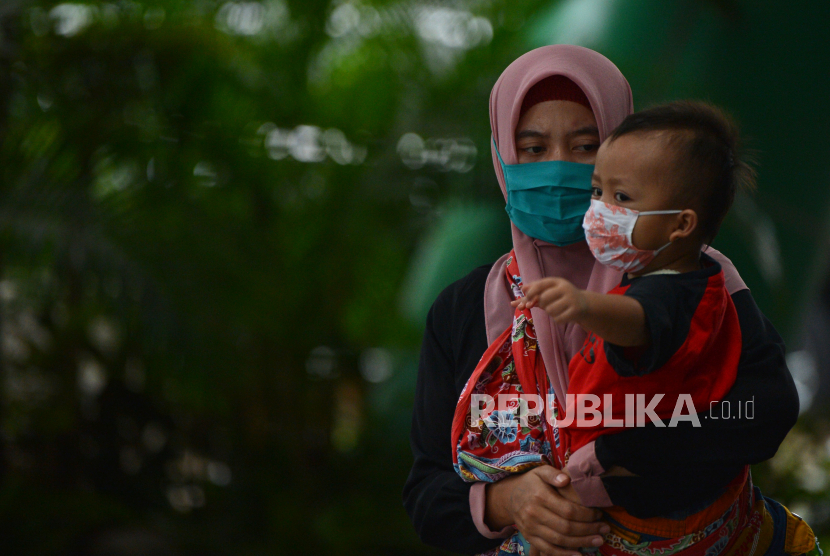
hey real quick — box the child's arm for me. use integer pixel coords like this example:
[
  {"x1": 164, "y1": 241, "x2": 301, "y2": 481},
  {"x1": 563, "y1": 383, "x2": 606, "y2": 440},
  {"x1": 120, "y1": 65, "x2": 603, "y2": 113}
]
[{"x1": 513, "y1": 278, "x2": 648, "y2": 347}]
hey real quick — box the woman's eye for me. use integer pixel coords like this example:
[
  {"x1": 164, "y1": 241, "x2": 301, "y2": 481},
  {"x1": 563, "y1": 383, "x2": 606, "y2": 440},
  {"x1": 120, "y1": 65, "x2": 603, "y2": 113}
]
[
  {"x1": 575, "y1": 144, "x2": 599, "y2": 153},
  {"x1": 614, "y1": 192, "x2": 631, "y2": 202},
  {"x1": 591, "y1": 187, "x2": 602, "y2": 197},
  {"x1": 523, "y1": 146, "x2": 544, "y2": 154}
]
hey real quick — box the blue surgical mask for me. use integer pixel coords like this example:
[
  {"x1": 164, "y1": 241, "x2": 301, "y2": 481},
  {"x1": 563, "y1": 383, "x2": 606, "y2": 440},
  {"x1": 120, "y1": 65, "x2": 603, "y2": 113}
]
[{"x1": 494, "y1": 139, "x2": 594, "y2": 246}]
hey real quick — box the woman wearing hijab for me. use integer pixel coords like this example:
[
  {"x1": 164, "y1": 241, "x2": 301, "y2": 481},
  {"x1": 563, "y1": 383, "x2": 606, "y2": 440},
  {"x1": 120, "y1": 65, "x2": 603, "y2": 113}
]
[{"x1": 403, "y1": 45, "x2": 803, "y2": 555}]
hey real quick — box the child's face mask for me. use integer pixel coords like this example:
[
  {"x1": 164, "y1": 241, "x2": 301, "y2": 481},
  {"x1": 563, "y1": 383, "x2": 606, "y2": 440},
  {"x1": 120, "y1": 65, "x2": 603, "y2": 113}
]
[{"x1": 582, "y1": 199, "x2": 681, "y2": 273}]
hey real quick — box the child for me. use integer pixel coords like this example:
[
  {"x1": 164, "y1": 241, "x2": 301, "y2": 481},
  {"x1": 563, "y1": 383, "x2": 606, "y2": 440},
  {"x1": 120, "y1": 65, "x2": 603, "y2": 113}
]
[
  {"x1": 515, "y1": 100, "x2": 746, "y2": 456},
  {"x1": 452, "y1": 101, "x2": 820, "y2": 555}
]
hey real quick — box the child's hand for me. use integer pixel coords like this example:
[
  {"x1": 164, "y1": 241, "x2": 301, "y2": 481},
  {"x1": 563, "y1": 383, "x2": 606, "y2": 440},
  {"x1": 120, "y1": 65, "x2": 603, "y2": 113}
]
[
  {"x1": 510, "y1": 296, "x2": 538, "y2": 310},
  {"x1": 519, "y1": 278, "x2": 588, "y2": 324}
]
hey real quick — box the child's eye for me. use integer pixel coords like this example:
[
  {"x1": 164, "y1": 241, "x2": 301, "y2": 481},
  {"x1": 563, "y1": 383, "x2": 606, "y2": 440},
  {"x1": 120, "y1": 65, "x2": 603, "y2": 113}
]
[
  {"x1": 614, "y1": 192, "x2": 631, "y2": 202},
  {"x1": 591, "y1": 186, "x2": 602, "y2": 197}
]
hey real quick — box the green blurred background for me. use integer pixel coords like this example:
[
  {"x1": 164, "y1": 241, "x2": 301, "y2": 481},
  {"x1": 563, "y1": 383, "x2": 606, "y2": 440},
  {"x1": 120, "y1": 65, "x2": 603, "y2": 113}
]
[{"x1": 1, "y1": 0, "x2": 829, "y2": 554}]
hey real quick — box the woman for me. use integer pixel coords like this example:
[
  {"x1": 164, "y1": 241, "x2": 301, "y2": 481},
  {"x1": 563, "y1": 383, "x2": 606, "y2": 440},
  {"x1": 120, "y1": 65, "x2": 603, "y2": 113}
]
[{"x1": 403, "y1": 45, "x2": 800, "y2": 556}]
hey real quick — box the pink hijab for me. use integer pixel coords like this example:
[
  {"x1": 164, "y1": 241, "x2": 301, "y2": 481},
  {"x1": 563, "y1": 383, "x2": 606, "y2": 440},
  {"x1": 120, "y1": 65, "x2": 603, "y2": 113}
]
[{"x1": 483, "y1": 45, "x2": 745, "y2": 401}]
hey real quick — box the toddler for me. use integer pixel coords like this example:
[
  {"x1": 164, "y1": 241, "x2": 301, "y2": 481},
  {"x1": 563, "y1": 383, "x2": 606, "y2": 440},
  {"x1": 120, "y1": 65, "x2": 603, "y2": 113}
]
[{"x1": 515, "y1": 100, "x2": 747, "y2": 454}]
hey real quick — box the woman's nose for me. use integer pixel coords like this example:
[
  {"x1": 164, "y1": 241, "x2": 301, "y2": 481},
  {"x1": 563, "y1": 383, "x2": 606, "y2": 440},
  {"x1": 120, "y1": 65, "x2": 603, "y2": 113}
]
[{"x1": 542, "y1": 143, "x2": 571, "y2": 162}]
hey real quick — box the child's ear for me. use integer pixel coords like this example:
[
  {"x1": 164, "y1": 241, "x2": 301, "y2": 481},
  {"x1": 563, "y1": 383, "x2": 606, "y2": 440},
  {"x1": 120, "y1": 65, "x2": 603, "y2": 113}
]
[{"x1": 669, "y1": 209, "x2": 697, "y2": 242}]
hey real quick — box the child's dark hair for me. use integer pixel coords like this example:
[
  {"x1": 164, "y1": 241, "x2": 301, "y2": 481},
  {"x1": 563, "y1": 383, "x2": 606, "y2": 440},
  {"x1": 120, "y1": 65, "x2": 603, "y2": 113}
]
[{"x1": 608, "y1": 100, "x2": 756, "y2": 244}]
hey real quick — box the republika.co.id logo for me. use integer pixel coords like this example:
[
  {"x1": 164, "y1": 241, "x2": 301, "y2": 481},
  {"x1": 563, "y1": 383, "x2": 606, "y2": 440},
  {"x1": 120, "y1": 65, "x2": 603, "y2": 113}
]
[{"x1": 470, "y1": 393, "x2": 755, "y2": 428}]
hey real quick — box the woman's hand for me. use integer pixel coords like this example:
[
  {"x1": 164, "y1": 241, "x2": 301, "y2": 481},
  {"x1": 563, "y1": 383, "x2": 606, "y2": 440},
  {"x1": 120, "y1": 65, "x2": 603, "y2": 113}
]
[
  {"x1": 485, "y1": 465, "x2": 609, "y2": 556},
  {"x1": 551, "y1": 469, "x2": 583, "y2": 505}
]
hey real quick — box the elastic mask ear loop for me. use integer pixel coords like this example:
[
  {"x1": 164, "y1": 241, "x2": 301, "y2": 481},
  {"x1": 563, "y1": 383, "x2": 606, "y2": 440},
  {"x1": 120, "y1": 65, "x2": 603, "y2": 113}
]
[
  {"x1": 653, "y1": 240, "x2": 674, "y2": 256},
  {"x1": 639, "y1": 210, "x2": 684, "y2": 216},
  {"x1": 652, "y1": 210, "x2": 683, "y2": 255},
  {"x1": 493, "y1": 137, "x2": 509, "y2": 168},
  {"x1": 632, "y1": 209, "x2": 683, "y2": 255}
]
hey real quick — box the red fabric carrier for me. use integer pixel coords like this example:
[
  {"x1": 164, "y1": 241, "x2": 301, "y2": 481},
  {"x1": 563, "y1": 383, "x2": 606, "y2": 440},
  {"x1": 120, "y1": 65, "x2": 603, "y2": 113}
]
[{"x1": 563, "y1": 270, "x2": 741, "y2": 452}]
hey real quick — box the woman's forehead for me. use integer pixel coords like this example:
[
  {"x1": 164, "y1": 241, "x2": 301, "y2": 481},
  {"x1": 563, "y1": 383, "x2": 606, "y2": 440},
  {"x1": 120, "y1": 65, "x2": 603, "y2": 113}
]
[{"x1": 514, "y1": 100, "x2": 598, "y2": 137}]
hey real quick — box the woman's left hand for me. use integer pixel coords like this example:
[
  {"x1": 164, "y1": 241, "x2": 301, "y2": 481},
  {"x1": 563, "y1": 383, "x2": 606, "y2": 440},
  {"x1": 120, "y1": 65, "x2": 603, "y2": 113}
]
[{"x1": 552, "y1": 469, "x2": 582, "y2": 505}]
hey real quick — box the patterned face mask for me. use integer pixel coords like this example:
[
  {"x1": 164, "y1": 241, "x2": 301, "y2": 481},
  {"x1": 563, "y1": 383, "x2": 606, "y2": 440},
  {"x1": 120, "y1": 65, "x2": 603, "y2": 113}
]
[{"x1": 582, "y1": 199, "x2": 681, "y2": 273}]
